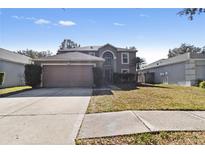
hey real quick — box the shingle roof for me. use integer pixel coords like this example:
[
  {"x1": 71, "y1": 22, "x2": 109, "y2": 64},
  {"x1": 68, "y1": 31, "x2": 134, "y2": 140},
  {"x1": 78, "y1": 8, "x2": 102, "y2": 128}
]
[
  {"x1": 33, "y1": 52, "x2": 105, "y2": 62},
  {"x1": 58, "y1": 44, "x2": 137, "y2": 53},
  {"x1": 0, "y1": 48, "x2": 31, "y2": 64},
  {"x1": 141, "y1": 53, "x2": 190, "y2": 70},
  {"x1": 58, "y1": 46, "x2": 101, "y2": 52},
  {"x1": 142, "y1": 53, "x2": 205, "y2": 70}
]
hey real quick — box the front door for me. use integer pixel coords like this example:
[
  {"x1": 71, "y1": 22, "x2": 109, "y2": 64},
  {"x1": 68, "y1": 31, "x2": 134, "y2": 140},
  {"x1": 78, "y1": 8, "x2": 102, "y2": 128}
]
[
  {"x1": 104, "y1": 68, "x2": 113, "y2": 83},
  {"x1": 102, "y1": 51, "x2": 114, "y2": 83}
]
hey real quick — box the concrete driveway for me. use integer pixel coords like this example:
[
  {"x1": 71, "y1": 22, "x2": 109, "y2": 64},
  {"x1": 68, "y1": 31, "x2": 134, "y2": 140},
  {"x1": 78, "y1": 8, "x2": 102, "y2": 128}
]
[{"x1": 0, "y1": 88, "x2": 92, "y2": 144}]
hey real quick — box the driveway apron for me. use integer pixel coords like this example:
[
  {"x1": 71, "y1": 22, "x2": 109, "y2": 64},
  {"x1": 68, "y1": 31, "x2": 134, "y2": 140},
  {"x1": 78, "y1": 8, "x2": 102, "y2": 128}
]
[{"x1": 0, "y1": 88, "x2": 92, "y2": 144}]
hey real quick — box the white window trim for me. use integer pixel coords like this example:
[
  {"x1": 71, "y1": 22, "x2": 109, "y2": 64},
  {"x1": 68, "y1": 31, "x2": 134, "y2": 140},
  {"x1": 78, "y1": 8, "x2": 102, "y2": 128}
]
[
  {"x1": 121, "y1": 69, "x2": 130, "y2": 73},
  {"x1": 121, "y1": 52, "x2": 129, "y2": 64}
]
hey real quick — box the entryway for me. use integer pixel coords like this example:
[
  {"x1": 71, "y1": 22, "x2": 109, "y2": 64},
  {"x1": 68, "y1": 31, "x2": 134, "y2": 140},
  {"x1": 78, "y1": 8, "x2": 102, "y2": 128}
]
[
  {"x1": 104, "y1": 68, "x2": 113, "y2": 83},
  {"x1": 102, "y1": 51, "x2": 115, "y2": 83}
]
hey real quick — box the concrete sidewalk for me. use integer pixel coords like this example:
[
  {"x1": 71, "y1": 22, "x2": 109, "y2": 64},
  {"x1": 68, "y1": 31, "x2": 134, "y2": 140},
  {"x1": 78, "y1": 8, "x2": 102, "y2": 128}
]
[{"x1": 78, "y1": 111, "x2": 205, "y2": 139}]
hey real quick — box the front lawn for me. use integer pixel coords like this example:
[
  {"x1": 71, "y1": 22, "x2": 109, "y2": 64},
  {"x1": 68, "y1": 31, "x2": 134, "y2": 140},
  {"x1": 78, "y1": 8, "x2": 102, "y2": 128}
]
[
  {"x1": 76, "y1": 131, "x2": 205, "y2": 145},
  {"x1": 87, "y1": 84, "x2": 205, "y2": 113},
  {"x1": 0, "y1": 86, "x2": 32, "y2": 96}
]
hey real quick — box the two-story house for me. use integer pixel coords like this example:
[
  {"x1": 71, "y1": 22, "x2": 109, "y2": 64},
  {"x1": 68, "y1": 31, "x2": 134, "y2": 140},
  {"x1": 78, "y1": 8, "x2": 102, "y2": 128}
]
[{"x1": 34, "y1": 40, "x2": 137, "y2": 87}]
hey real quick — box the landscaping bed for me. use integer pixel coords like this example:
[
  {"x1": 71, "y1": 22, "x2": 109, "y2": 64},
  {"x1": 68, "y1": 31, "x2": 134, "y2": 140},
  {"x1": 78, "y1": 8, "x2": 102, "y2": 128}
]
[
  {"x1": 87, "y1": 84, "x2": 205, "y2": 113},
  {"x1": 0, "y1": 86, "x2": 32, "y2": 97},
  {"x1": 76, "y1": 131, "x2": 205, "y2": 145}
]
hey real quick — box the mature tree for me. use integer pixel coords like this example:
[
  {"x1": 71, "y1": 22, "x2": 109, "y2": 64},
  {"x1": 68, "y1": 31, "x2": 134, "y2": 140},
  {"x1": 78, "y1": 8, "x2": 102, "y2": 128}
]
[
  {"x1": 168, "y1": 43, "x2": 205, "y2": 58},
  {"x1": 178, "y1": 8, "x2": 205, "y2": 20},
  {"x1": 17, "y1": 49, "x2": 53, "y2": 59},
  {"x1": 132, "y1": 57, "x2": 146, "y2": 70},
  {"x1": 59, "y1": 39, "x2": 80, "y2": 50}
]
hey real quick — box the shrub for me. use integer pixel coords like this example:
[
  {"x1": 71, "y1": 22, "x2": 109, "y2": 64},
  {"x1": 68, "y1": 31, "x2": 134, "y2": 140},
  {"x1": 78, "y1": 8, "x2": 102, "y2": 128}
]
[
  {"x1": 196, "y1": 79, "x2": 203, "y2": 87},
  {"x1": 93, "y1": 67, "x2": 104, "y2": 87},
  {"x1": 199, "y1": 81, "x2": 205, "y2": 89},
  {"x1": 25, "y1": 64, "x2": 42, "y2": 88},
  {"x1": 0, "y1": 72, "x2": 5, "y2": 86},
  {"x1": 113, "y1": 73, "x2": 136, "y2": 84}
]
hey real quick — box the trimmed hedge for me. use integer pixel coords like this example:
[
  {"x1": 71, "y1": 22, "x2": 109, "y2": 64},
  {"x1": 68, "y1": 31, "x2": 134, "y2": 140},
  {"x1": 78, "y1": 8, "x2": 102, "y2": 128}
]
[
  {"x1": 113, "y1": 73, "x2": 136, "y2": 84},
  {"x1": 0, "y1": 72, "x2": 5, "y2": 86},
  {"x1": 93, "y1": 67, "x2": 104, "y2": 87},
  {"x1": 25, "y1": 64, "x2": 42, "y2": 88}
]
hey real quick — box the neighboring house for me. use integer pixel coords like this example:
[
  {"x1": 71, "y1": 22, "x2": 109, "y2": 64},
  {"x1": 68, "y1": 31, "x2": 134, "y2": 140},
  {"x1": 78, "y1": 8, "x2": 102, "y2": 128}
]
[
  {"x1": 139, "y1": 52, "x2": 205, "y2": 86},
  {"x1": 33, "y1": 43, "x2": 137, "y2": 88},
  {"x1": 0, "y1": 48, "x2": 31, "y2": 88}
]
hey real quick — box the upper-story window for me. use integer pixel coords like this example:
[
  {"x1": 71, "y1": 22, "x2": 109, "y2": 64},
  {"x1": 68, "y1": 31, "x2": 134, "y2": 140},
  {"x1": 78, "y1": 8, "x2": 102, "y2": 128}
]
[
  {"x1": 89, "y1": 52, "x2": 95, "y2": 56},
  {"x1": 103, "y1": 52, "x2": 113, "y2": 65},
  {"x1": 121, "y1": 52, "x2": 129, "y2": 64}
]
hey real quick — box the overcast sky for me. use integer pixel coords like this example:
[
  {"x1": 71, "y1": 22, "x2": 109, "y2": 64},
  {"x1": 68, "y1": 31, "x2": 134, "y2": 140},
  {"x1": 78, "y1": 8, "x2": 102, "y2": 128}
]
[{"x1": 0, "y1": 8, "x2": 205, "y2": 63}]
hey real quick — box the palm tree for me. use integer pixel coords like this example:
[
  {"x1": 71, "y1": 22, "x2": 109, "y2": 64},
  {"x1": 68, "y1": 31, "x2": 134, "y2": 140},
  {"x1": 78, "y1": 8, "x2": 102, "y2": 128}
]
[{"x1": 132, "y1": 57, "x2": 146, "y2": 70}]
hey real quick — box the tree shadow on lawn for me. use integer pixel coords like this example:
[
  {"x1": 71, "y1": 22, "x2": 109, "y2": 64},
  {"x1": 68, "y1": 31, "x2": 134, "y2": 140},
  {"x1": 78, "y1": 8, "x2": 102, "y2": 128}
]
[
  {"x1": 93, "y1": 89, "x2": 113, "y2": 96},
  {"x1": 114, "y1": 83, "x2": 139, "y2": 91},
  {"x1": 114, "y1": 83, "x2": 171, "y2": 91},
  {"x1": 137, "y1": 83, "x2": 172, "y2": 89},
  {"x1": 92, "y1": 83, "x2": 171, "y2": 96}
]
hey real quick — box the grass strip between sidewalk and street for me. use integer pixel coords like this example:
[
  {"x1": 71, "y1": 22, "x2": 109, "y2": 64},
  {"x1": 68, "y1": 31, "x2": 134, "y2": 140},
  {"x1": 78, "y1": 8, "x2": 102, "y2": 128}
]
[{"x1": 76, "y1": 131, "x2": 205, "y2": 145}]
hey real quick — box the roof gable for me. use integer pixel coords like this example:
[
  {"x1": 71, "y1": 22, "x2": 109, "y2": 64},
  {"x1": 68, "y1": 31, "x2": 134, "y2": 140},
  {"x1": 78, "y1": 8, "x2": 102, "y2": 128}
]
[{"x1": 98, "y1": 43, "x2": 117, "y2": 50}]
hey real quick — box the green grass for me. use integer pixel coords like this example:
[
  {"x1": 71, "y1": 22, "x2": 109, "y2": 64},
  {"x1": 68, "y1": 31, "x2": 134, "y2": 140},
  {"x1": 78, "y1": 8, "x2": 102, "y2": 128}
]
[
  {"x1": 87, "y1": 84, "x2": 205, "y2": 113},
  {"x1": 76, "y1": 131, "x2": 205, "y2": 145},
  {"x1": 0, "y1": 86, "x2": 32, "y2": 95}
]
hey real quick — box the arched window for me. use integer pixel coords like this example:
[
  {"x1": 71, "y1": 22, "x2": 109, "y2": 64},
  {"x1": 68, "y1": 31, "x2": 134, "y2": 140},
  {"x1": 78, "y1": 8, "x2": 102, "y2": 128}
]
[{"x1": 103, "y1": 52, "x2": 114, "y2": 65}]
